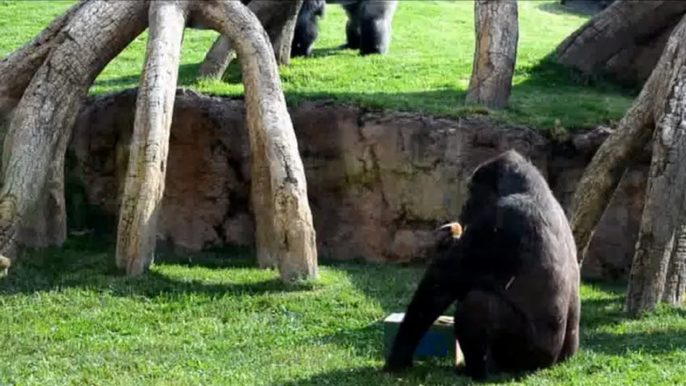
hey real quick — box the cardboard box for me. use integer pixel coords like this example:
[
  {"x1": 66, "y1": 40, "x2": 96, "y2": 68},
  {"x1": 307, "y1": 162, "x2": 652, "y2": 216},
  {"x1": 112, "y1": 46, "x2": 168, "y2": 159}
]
[{"x1": 383, "y1": 313, "x2": 462, "y2": 364}]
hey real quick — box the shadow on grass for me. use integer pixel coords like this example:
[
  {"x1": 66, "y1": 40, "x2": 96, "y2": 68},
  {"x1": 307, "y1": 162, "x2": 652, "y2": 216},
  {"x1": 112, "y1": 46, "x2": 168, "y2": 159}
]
[
  {"x1": 267, "y1": 365, "x2": 466, "y2": 386},
  {"x1": 91, "y1": 55, "x2": 635, "y2": 131},
  {"x1": 91, "y1": 62, "x2": 202, "y2": 91},
  {"x1": 0, "y1": 237, "x2": 314, "y2": 298},
  {"x1": 586, "y1": 328, "x2": 686, "y2": 356},
  {"x1": 269, "y1": 362, "x2": 533, "y2": 386}
]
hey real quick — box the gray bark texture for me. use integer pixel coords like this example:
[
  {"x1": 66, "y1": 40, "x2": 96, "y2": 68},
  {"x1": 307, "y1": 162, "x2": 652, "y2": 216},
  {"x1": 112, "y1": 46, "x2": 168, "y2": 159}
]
[
  {"x1": 625, "y1": 22, "x2": 686, "y2": 315},
  {"x1": 116, "y1": 1, "x2": 189, "y2": 275},
  {"x1": 566, "y1": 13, "x2": 686, "y2": 316},
  {"x1": 570, "y1": 15, "x2": 686, "y2": 268},
  {"x1": 194, "y1": 0, "x2": 318, "y2": 281},
  {"x1": 0, "y1": 0, "x2": 148, "y2": 256},
  {"x1": 198, "y1": 0, "x2": 303, "y2": 80},
  {"x1": 556, "y1": 0, "x2": 686, "y2": 86},
  {"x1": 662, "y1": 224, "x2": 686, "y2": 307},
  {"x1": 465, "y1": 0, "x2": 519, "y2": 109}
]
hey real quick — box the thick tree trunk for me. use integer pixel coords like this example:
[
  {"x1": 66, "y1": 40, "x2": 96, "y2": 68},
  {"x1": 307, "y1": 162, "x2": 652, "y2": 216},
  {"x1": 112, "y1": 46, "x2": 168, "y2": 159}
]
[
  {"x1": 568, "y1": 16, "x2": 686, "y2": 266},
  {"x1": 465, "y1": 0, "x2": 519, "y2": 109},
  {"x1": 0, "y1": 0, "x2": 88, "y2": 121},
  {"x1": 625, "y1": 41, "x2": 686, "y2": 315},
  {"x1": 198, "y1": 0, "x2": 303, "y2": 80},
  {"x1": 566, "y1": 14, "x2": 686, "y2": 315},
  {"x1": 0, "y1": 1, "x2": 148, "y2": 256},
  {"x1": 116, "y1": 1, "x2": 188, "y2": 275},
  {"x1": 194, "y1": 0, "x2": 318, "y2": 281},
  {"x1": 568, "y1": 93, "x2": 655, "y2": 265},
  {"x1": 556, "y1": 0, "x2": 686, "y2": 86},
  {"x1": 662, "y1": 223, "x2": 686, "y2": 307}
]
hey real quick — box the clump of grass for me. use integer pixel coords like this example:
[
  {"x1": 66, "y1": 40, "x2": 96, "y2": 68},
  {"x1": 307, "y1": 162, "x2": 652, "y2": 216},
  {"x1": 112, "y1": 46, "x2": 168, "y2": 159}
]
[{"x1": 0, "y1": 0, "x2": 634, "y2": 131}]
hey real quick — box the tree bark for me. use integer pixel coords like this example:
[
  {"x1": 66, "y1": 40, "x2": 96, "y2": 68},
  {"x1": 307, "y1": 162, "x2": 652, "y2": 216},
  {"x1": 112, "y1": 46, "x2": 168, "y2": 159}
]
[
  {"x1": 193, "y1": 0, "x2": 318, "y2": 281},
  {"x1": 465, "y1": 0, "x2": 519, "y2": 109},
  {"x1": 198, "y1": 0, "x2": 303, "y2": 80},
  {"x1": 662, "y1": 223, "x2": 686, "y2": 307},
  {"x1": 556, "y1": 0, "x2": 686, "y2": 86},
  {"x1": 570, "y1": 15, "x2": 686, "y2": 267},
  {"x1": 625, "y1": 41, "x2": 686, "y2": 315},
  {"x1": 198, "y1": 33, "x2": 234, "y2": 80},
  {"x1": 116, "y1": 1, "x2": 188, "y2": 275},
  {"x1": 0, "y1": 1, "x2": 148, "y2": 256},
  {"x1": 0, "y1": 0, "x2": 89, "y2": 122}
]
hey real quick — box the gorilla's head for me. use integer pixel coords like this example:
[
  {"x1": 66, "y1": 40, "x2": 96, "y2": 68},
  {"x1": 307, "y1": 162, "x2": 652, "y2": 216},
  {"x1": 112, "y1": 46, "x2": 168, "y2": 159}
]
[{"x1": 459, "y1": 150, "x2": 545, "y2": 227}]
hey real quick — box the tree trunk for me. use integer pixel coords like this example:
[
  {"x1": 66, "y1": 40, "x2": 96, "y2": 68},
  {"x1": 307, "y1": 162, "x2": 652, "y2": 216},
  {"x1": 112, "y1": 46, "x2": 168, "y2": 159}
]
[
  {"x1": 662, "y1": 223, "x2": 686, "y2": 307},
  {"x1": 568, "y1": 16, "x2": 686, "y2": 267},
  {"x1": 193, "y1": 0, "x2": 318, "y2": 281},
  {"x1": 198, "y1": 0, "x2": 303, "y2": 80},
  {"x1": 625, "y1": 42, "x2": 686, "y2": 315},
  {"x1": 556, "y1": 0, "x2": 686, "y2": 87},
  {"x1": 465, "y1": 0, "x2": 519, "y2": 109},
  {"x1": 0, "y1": 1, "x2": 148, "y2": 256},
  {"x1": 198, "y1": 33, "x2": 234, "y2": 80},
  {"x1": 116, "y1": 1, "x2": 188, "y2": 275},
  {"x1": 0, "y1": 0, "x2": 88, "y2": 121}
]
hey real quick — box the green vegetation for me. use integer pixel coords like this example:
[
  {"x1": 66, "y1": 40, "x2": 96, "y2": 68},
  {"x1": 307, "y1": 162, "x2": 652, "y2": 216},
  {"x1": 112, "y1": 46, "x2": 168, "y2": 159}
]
[
  {"x1": 0, "y1": 0, "x2": 634, "y2": 130},
  {"x1": 1, "y1": 238, "x2": 685, "y2": 385}
]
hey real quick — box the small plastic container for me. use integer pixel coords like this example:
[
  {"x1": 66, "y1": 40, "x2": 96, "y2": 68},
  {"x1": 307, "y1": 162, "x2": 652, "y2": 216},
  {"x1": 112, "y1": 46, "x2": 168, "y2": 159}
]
[{"x1": 383, "y1": 312, "x2": 462, "y2": 365}]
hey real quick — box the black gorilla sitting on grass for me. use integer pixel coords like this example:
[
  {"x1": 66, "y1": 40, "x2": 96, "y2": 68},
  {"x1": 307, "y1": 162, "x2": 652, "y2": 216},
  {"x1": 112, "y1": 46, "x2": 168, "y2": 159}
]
[{"x1": 385, "y1": 150, "x2": 581, "y2": 380}]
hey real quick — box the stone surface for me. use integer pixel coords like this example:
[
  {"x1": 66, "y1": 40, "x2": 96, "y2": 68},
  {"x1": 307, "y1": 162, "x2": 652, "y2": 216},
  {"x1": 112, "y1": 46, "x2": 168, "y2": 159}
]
[{"x1": 66, "y1": 88, "x2": 648, "y2": 280}]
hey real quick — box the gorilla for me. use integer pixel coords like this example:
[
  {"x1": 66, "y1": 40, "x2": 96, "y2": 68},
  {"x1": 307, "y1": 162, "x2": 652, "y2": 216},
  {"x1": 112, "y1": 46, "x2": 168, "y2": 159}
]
[
  {"x1": 384, "y1": 150, "x2": 580, "y2": 381},
  {"x1": 292, "y1": 0, "x2": 327, "y2": 58},
  {"x1": 292, "y1": 0, "x2": 398, "y2": 57},
  {"x1": 336, "y1": 0, "x2": 398, "y2": 55}
]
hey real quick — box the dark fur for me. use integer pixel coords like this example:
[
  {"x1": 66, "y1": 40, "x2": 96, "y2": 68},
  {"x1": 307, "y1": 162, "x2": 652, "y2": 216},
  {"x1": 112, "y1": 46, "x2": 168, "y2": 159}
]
[
  {"x1": 337, "y1": 0, "x2": 397, "y2": 55},
  {"x1": 292, "y1": 0, "x2": 397, "y2": 57},
  {"x1": 385, "y1": 150, "x2": 580, "y2": 381},
  {"x1": 292, "y1": 0, "x2": 327, "y2": 58}
]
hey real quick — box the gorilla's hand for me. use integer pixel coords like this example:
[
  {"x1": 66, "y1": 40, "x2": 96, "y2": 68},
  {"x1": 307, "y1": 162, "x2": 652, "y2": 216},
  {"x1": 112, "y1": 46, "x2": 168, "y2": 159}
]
[{"x1": 434, "y1": 222, "x2": 462, "y2": 252}]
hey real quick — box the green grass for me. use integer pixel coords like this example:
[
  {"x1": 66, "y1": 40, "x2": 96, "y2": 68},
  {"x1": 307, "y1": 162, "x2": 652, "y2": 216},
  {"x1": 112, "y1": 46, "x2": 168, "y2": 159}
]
[
  {"x1": 0, "y1": 0, "x2": 634, "y2": 130},
  {"x1": 1, "y1": 238, "x2": 686, "y2": 385}
]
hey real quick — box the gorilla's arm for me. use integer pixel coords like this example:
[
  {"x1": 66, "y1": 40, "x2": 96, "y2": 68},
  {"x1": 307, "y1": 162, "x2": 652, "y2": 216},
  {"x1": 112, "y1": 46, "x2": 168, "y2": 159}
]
[{"x1": 384, "y1": 246, "x2": 460, "y2": 371}]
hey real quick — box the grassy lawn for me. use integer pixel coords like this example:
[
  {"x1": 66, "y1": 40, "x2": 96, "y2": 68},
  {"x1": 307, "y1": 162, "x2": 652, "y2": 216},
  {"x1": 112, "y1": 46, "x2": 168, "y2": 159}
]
[
  {"x1": 0, "y1": 0, "x2": 634, "y2": 130},
  {"x1": 1, "y1": 238, "x2": 685, "y2": 385}
]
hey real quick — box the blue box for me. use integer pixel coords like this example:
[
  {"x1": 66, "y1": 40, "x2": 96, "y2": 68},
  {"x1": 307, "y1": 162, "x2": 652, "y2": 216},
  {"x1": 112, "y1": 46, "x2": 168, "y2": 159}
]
[{"x1": 383, "y1": 313, "x2": 462, "y2": 364}]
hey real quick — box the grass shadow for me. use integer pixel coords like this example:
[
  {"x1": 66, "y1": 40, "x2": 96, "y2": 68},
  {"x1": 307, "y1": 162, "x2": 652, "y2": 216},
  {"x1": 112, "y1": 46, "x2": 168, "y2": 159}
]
[
  {"x1": 269, "y1": 362, "x2": 535, "y2": 386},
  {"x1": 0, "y1": 237, "x2": 315, "y2": 298},
  {"x1": 308, "y1": 46, "x2": 347, "y2": 58},
  {"x1": 90, "y1": 53, "x2": 635, "y2": 131},
  {"x1": 92, "y1": 62, "x2": 202, "y2": 91},
  {"x1": 586, "y1": 329, "x2": 686, "y2": 356},
  {"x1": 280, "y1": 57, "x2": 635, "y2": 131}
]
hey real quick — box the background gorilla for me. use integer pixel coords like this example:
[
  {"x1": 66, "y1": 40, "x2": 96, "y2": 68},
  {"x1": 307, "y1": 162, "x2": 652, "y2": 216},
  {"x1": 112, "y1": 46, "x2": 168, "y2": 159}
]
[
  {"x1": 292, "y1": 0, "x2": 327, "y2": 57},
  {"x1": 336, "y1": 0, "x2": 397, "y2": 55},
  {"x1": 384, "y1": 150, "x2": 580, "y2": 381},
  {"x1": 292, "y1": 0, "x2": 398, "y2": 57}
]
